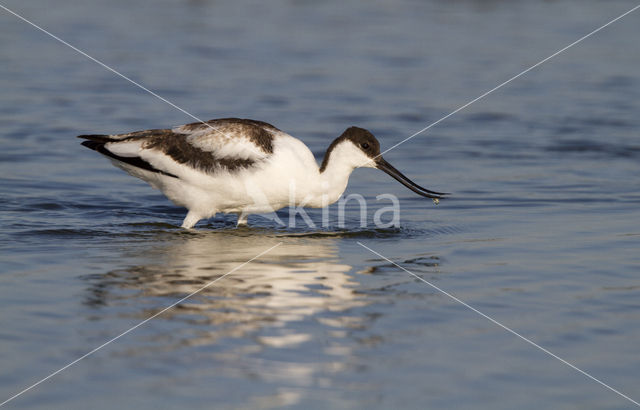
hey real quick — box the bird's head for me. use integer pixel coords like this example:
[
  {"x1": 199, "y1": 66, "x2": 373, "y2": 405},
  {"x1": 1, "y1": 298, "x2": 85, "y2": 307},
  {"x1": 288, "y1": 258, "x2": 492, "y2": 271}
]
[{"x1": 321, "y1": 126, "x2": 448, "y2": 200}]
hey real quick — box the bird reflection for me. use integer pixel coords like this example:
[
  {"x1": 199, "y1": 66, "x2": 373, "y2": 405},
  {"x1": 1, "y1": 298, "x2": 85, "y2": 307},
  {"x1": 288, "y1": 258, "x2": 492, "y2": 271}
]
[{"x1": 83, "y1": 231, "x2": 371, "y2": 351}]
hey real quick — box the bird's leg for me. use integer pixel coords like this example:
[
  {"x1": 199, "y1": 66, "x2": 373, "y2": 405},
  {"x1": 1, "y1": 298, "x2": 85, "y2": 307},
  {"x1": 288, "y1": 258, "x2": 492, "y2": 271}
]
[
  {"x1": 181, "y1": 211, "x2": 201, "y2": 229},
  {"x1": 236, "y1": 213, "x2": 248, "y2": 227}
]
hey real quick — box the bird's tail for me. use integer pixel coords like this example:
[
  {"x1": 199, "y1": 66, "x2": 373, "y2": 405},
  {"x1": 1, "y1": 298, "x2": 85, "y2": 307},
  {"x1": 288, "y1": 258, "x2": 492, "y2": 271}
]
[
  {"x1": 77, "y1": 134, "x2": 116, "y2": 143},
  {"x1": 77, "y1": 133, "x2": 178, "y2": 178},
  {"x1": 78, "y1": 134, "x2": 119, "y2": 152}
]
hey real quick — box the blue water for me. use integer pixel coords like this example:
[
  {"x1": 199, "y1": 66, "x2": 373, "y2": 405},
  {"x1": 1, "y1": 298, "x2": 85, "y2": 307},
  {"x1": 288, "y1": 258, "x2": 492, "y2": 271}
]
[{"x1": 2, "y1": 0, "x2": 640, "y2": 408}]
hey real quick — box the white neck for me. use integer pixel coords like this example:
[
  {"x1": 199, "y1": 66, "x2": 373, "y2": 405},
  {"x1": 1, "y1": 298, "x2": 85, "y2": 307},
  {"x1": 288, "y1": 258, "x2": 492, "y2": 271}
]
[{"x1": 305, "y1": 141, "x2": 373, "y2": 208}]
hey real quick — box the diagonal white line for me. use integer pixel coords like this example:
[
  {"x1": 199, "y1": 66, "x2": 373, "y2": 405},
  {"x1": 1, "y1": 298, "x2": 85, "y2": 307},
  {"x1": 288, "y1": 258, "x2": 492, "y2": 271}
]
[
  {"x1": 357, "y1": 242, "x2": 640, "y2": 407},
  {"x1": 0, "y1": 242, "x2": 282, "y2": 407},
  {"x1": 375, "y1": 3, "x2": 640, "y2": 160},
  {"x1": 0, "y1": 3, "x2": 223, "y2": 134}
]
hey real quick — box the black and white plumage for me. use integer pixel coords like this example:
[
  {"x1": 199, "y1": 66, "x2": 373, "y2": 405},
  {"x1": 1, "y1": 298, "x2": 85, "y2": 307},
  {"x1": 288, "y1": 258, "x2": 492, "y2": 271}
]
[{"x1": 79, "y1": 118, "x2": 447, "y2": 228}]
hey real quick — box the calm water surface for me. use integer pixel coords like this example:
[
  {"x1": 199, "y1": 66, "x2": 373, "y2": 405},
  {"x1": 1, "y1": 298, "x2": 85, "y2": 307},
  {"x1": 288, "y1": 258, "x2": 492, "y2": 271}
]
[{"x1": 1, "y1": 0, "x2": 640, "y2": 408}]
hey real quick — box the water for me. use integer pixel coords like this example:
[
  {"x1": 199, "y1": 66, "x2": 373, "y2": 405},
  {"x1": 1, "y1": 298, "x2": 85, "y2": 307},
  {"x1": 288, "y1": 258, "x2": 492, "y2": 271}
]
[{"x1": 2, "y1": 0, "x2": 640, "y2": 408}]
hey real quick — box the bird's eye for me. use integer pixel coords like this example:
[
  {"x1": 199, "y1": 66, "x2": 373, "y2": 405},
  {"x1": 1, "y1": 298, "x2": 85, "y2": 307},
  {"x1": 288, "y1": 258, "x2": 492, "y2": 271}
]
[{"x1": 361, "y1": 142, "x2": 370, "y2": 149}]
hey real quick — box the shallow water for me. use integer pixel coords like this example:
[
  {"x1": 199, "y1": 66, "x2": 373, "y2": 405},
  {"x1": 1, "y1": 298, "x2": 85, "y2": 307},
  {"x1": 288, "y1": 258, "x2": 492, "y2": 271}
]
[{"x1": 2, "y1": 0, "x2": 640, "y2": 408}]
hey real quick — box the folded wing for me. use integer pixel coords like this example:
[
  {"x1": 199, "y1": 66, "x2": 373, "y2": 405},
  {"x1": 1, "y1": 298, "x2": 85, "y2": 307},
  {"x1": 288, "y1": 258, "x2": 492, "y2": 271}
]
[{"x1": 78, "y1": 118, "x2": 280, "y2": 178}]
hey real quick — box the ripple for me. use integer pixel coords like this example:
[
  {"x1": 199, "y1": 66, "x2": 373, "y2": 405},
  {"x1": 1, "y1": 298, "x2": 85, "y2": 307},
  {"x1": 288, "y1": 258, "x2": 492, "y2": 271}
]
[
  {"x1": 546, "y1": 139, "x2": 640, "y2": 158},
  {"x1": 466, "y1": 112, "x2": 517, "y2": 123},
  {"x1": 276, "y1": 227, "x2": 404, "y2": 239},
  {"x1": 14, "y1": 228, "x2": 113, "y2": 238}
]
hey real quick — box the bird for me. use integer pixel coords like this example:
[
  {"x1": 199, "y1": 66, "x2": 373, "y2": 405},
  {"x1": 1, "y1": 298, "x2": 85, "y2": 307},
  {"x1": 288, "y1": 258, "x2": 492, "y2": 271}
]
[{"x1": 78, "y1": 118, "x2": 447, "y2": 228}]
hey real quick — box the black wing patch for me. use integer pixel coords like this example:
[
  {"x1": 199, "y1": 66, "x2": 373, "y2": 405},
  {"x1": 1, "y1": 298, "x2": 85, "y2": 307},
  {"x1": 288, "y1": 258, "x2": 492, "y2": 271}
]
[{"x1": 143, "y1": 131, "x2": 256, "y2": 173}]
